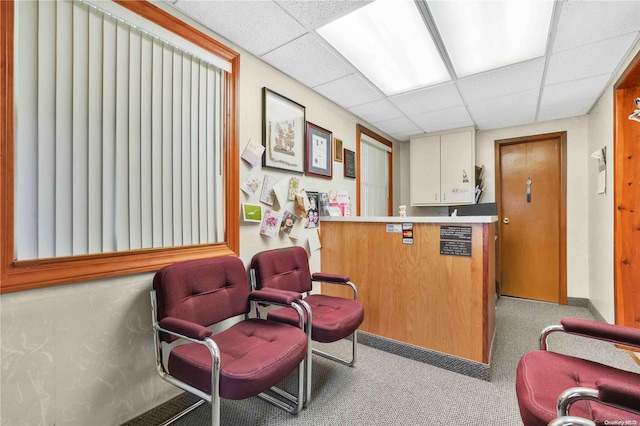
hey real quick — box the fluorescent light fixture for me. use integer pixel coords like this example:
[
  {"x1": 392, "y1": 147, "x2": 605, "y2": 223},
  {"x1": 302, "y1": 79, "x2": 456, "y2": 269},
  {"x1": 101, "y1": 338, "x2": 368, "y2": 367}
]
[
  {"x1": 427, "y1": 0, "x2": 554, "y2": 78},
  {"x1": 317, "y1": 0, "x2": 450, "y2": 96}
]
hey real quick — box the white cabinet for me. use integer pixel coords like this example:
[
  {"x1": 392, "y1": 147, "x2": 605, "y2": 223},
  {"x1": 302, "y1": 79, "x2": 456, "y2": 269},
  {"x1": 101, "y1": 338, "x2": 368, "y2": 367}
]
[{"x1": 410, "y1": 127, "x2": 475, "y2": 206}]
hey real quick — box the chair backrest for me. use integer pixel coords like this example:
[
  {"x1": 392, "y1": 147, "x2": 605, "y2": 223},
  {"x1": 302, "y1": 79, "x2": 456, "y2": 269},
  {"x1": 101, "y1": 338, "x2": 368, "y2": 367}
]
[
  {"x1": 250, "y1": 246, "x2": 313, "y2": 293},
  {"x1": 153, "y1": 256, "x2": 250, "y2": 342}
]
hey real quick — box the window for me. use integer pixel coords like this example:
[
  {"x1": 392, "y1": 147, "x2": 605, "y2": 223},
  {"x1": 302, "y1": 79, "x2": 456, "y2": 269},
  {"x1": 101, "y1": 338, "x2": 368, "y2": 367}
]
[
  {"x1": 356, "y1": 125, "x2": 393, "y2": 216},
  {"x1": 0, "y1": 0, "x2": 240, "y2": 293}
]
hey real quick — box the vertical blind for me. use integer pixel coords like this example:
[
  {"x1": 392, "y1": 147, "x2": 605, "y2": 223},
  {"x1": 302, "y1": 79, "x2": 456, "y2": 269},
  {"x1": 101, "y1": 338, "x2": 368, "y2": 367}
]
[
  {"x1": 14, "y1": 0, "x2": 226, "y2": 260},
  {"x1": 360, "y1": 136, "x2": 391, "y2": 217}
]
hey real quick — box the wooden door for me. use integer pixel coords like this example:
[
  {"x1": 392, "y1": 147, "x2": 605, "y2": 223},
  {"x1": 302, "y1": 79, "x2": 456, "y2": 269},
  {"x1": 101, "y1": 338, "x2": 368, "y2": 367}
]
[{"x1": 497, "y1": 133, "x2": 567, "y2": 303}]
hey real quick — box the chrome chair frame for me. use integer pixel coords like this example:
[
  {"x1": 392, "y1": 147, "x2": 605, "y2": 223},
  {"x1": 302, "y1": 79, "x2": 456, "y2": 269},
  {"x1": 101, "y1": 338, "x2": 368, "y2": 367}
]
[
  {"x1": 150, "y1": 290, "x2": 307, "y2": 426},
  {"x1": 308, "y1": 278, "x2": 359, "y2": 368}
]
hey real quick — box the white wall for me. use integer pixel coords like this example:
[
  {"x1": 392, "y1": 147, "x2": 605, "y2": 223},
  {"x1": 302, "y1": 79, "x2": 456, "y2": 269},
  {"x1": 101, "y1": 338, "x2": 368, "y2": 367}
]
[{"x1": 586, "y1": 38, "x2": 640, "y2": 323}]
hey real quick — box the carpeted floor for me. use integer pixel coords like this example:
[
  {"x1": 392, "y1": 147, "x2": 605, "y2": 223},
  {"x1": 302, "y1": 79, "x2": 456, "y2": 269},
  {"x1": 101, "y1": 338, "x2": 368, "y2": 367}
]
[{"x1": 124, "y1": 297, "x2": 640, "y2": 425}]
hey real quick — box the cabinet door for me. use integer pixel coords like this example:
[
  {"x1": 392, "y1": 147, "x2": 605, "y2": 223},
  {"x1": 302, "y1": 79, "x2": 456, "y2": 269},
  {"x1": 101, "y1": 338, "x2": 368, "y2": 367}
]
[
  {"x1": 410, "y1": 135, "x2": 441, "y2": 205},
  {"x1": 440, "y1": 130, "x2": 474, "y2": 204}
]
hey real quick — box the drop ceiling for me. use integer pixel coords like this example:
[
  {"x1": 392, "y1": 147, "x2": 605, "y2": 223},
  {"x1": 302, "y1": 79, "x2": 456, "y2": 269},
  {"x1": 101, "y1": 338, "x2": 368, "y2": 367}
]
[{"x1": 167, "y1": 0, "x2": 640, "y2": 142}]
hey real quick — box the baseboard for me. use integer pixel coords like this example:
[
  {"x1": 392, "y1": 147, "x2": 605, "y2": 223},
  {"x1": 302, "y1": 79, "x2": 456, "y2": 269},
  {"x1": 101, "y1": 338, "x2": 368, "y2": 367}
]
[
  {"x1": 356, "y1": 331, "x2": 491, "y2": 381},
  {"x1": 567, "y1": 297, "x2": 606, "y2": 323}
]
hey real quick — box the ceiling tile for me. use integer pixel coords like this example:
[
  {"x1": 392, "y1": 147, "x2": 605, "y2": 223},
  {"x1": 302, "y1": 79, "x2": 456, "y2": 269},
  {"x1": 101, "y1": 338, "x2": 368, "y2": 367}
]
[
  {"x1": 410, "y1": 106, "x2": 474, "y2": 133},
  {"x1": 275, "y1": 0, "x2": 373, "y2": 29},
  {"x1": 348, "y1": 99, "x2": 404, "y2": 124},
  {"x1": 553, "y1": 1, "x2": 640, "y2": 53},
  {"x1": 538, "y1": 98, "x2": 594, "y2": 122},
  {"x1": 261, "y1": 34, "x2": 354, "y2": 88},
  {"x1": 541, "y1": 74, "x2": 611, "y2": 110},
  {"x1": 172, "y1": 1, "x2": 307, "y2": 56},
  {"x1": 467, "y1": 89, "x2": 539, "y2": 130},
  {"x1": 373, "y1": 116, "x2": 421, "y2": 136},
  {"x1": 314, "y1": 74, "x2": 383, "y2": 109},
  {"x1": 389, "y1": 82, "x2": 463, "y2": 116},
  {"x1": 457, "y1": 58, "x2": 545, "y2": 104},
  {"x1": 546, "y1": 33, "x2": 639, "y2": 85}
]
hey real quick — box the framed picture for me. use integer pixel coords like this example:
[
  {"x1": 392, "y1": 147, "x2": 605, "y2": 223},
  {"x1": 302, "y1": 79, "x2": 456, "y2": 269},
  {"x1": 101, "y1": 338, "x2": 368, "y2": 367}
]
[
  {"x1": 241, "y1": 203, "x2": 263, "y2": 223},
  {"x1": 334, "y1": 138, "x2": 343, "y2": 162},
  {"x1": 305, "y1": 122, "x2": 332, "y2": 179},
  {"x1": 262, "y1": 88, "x2": 306, "y2": 173},
  {"x1": 344, "y1": 148, "x2": 356, "y2": 178}
]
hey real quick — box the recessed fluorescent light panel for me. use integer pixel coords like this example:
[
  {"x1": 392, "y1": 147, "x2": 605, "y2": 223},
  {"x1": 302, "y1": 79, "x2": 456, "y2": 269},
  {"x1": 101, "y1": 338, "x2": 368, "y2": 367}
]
[
  {"x1": 317, "y1": 0, "x2": 450, "y2": 96},
  {"x1": 427, "y1": 0, "x2": 554, "y2": 78}
]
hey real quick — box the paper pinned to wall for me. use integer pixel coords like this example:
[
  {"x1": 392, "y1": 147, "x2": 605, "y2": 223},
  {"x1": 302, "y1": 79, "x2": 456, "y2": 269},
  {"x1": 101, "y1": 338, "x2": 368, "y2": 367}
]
[{"x1": 591, "y1": 147, "x2": 606, "y2": 194}]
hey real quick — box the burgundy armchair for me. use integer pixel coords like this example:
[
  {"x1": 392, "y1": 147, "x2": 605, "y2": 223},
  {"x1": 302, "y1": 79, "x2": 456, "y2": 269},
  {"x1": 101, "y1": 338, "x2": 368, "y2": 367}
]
[
  {"x1": 250, "y1": 246, "x2": 364, "y2": 401},
  {"x1": 151, "y1": 256, "x2": 308, "y2": 426},
  {"x1": 516, "y1": 318, "x2": 640, "y2": 426}
]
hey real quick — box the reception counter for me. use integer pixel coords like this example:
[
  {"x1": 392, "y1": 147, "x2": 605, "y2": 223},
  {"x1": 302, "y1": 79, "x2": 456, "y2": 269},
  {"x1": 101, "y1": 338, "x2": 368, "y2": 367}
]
[{"x1": 319, "y1": 216, "x2": 497, "y2": 374}]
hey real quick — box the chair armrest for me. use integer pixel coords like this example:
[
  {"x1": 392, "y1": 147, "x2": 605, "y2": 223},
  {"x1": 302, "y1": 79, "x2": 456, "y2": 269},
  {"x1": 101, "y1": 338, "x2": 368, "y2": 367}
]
[
  {"x1": 249, "y1": 288, "x2": 302, "y2": 306},
  {"x1": 561, "y1": 318, "x2": 640, "y2": 349},
  {"x1": 311, "y1": 272, "x2": 349, "y2": 284},
  {"x1": 596, "y1": 379, "x2": 640, "y2": 413},
  {"x1": 540, "y1": 318, "x2": 640, "y2": 350},
  {"x1": 158, "y1": 317, "x2": 213, "y2": 341},
  {"x1": 556, "y1": 384, "x2": 640, "y2": 419},
  {"x1": 311, "y1": 272, "x2": 359, "y2": 301}
]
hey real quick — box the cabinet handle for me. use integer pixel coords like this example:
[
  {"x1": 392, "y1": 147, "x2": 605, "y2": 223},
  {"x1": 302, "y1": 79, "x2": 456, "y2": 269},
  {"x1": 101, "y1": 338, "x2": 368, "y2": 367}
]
[{"x1": 435, "y1": 193, "x2": 438, "y2": 201}]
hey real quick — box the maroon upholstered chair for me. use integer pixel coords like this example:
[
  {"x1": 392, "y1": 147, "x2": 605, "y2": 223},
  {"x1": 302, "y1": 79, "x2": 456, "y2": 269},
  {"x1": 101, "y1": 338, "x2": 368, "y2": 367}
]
[
  {"x1": 250, "y1": 246, "x2": 364, "y2": 401},
  {"x1": 516, "y1": 318, "x2": 640, "y2": 426},
  {"x1": 151, "y1": 256, "x2": 308, "y2": 426}
]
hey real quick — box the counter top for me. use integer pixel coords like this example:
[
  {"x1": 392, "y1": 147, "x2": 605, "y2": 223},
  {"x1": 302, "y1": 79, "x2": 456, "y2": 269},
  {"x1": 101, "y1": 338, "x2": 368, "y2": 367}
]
[{"x1": 320, "y1": 215, "x2": 498, "y2": 224}]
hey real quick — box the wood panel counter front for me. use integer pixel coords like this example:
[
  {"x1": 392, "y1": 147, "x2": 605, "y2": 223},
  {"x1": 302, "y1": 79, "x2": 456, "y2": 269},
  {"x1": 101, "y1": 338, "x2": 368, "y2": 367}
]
[{"x1": 320, "y1": 216, "x2": 497, "y2": 365}]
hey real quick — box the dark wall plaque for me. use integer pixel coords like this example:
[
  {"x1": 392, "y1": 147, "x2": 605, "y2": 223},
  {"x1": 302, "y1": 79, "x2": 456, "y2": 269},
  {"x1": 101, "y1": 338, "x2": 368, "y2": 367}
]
[
  {"x1": 440, "y1": 240, "x2": 472, "y2": 257},
  {"x1": 440, "y1": 225, "x2": 472, "y2": 257},
  {"x1": 440, "y1": 225, "x2": 472, "y2": 241}
]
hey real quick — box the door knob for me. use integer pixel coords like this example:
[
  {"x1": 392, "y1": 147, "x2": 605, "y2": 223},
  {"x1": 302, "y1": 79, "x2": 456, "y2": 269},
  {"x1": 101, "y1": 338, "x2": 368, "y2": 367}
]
[{"x1": 503, "y1": 218, "x2": 510, "y2": 224}]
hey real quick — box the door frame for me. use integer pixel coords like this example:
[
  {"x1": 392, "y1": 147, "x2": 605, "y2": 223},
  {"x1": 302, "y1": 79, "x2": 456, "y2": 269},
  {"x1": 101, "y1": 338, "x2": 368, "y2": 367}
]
[
  {"x1": 495, "y1": 132, "x2": 568, "y2": 304},
  {"x1": 613, "y1": 49, "x2": 640, "y2": 328}
]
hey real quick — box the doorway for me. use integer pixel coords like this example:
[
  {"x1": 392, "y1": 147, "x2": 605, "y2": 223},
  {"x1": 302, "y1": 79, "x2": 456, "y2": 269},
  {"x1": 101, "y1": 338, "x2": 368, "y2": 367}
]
[{"x1": 496, "y1": 132, "x2": 567, "y2": 304}]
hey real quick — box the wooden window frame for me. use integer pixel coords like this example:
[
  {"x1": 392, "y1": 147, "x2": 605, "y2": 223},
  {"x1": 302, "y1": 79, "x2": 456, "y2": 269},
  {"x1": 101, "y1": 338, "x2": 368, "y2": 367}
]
[
  {"x1": 356, "y1": 125, "x2": 393, "y2": 216},
  {"x1": 0, "y1": 0, "x2": 240, "y2": 294}
]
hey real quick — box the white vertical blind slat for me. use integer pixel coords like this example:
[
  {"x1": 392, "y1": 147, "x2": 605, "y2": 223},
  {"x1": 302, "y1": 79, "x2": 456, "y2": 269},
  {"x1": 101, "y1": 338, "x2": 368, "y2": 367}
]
[
  {"x1": 55, "y1": 0, "x2": 74, "y2": 257},
  {"x1": 87, "y1": 8, "x2": 104, "y2": 254},
  {"x1": 162, "y1": 44, "x2": 174, "y2": 247},
  {"x1": 14, "y1": 0, "x2": 39, "y2": 260},
  {"x1": 140, "y1": 34, "x2": 153, "y2": 249},
  {"x1": 214, "y1": 68, "x2": 225, "y2": 242},
  {"x1": 191, "y1": 60, "x2": 200, "y2": 244},
  {"x1": 115, "y1": 22, "x2": 130, "y2": 251},
  {"x1": 102, "y1": 16, "x2": 117, "y2": 253},
  {"x1": 151, "y1": 38, "x2": 164, "y2": 248},
  {"x1": 128, "y1": 30, "x2": 142, "y2": 250},
  {"x1": 72, "y1": 2, "x2": 89, "y2": 255},
  {"x1": 181, "y1": 56, "x2": 192, "y2": 245},
  {"x1": 172, "y1": 50, "x2": 183, "y2": 246},
  {"x1": 198, "y1": 63, "x2": 208, "y2": 243}
]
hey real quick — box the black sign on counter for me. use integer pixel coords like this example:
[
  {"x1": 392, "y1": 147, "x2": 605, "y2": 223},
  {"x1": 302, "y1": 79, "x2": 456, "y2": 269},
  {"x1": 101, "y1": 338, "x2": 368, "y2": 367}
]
[{"x1": 440, "y1": 225, "x2": 472, "y2": 257}]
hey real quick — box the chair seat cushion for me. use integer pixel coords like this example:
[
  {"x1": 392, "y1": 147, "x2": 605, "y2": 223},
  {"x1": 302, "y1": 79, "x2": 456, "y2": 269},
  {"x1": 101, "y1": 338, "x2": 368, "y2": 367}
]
[
  {"x1": 168, "y1": 319, "x2": 307, "y2": 400},
  {"x1": 516, "y1": 350, "x2": 640, "y2": 426},
  {"x1": 267, "y1": 294, "x2": 364, "y2": 343}
]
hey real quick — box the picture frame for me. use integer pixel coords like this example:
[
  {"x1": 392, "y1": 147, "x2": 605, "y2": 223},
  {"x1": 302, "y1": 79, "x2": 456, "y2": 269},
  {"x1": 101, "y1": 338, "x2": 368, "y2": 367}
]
[
  {"x1": 344, "y1": 148, "x2": 356, "y2": 178},
  {"x1": 241, "y1": 203, "x2": 263, "y2": 223},
  {"x1": 305, "y1": 122, "x2": 333, "y2": 179},
  {"x1": 334, "y1": 138, "x2": 343, "y2": 162},
  {"x1": 262, "y1": 88, "x2": 306, "y2": 173}
]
